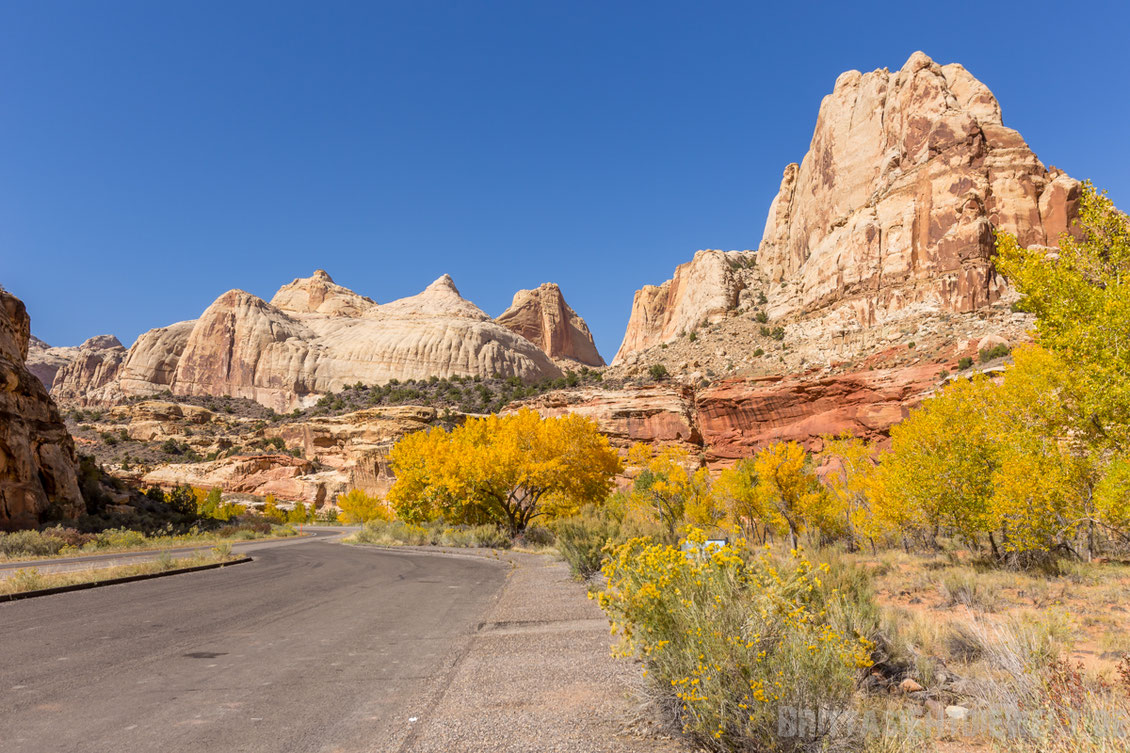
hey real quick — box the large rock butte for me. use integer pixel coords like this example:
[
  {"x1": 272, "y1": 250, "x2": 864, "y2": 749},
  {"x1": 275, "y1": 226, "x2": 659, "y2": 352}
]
[
  {"x1": 496, "y1": 282, "x2": 605, "y2": 367},
  {"x1": 0, "y1": 289, "x2": 85, "y2": 529},
  {"x1": 45, "y1": 272, "x2": 599, "y2": 411},
  {"x1": 614, "y1": 51, "x2": 1081, "y2": 363}
]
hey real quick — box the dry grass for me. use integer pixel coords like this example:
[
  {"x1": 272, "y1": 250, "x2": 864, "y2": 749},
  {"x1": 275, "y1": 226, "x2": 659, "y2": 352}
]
[
  {"x1": 0, "y1": 547, "x2": 236, "y2": 596},
  {"x1": 0, "y1": 523, "x2": 297, "y2": 564},
  {"x1": 838, "y1": 548, "x2": 1130, "y2": 753}
]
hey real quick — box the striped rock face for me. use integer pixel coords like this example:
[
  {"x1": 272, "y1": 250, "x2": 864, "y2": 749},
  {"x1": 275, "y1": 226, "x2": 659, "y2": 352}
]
[{"x1": 615, "y1": 52, "x2": 1080, "y2": 366}]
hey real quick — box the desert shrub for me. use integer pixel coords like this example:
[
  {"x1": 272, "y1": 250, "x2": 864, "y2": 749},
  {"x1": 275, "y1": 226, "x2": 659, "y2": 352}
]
[
  {"x1": 688, "y1": 331, "x2": 697, "y2": 342},
  {"x1": 597, "y1": 531, "x2": 875, "y2": 751},
  {"x1": 752, "y1": 348, "x2": 764, "y2": 357},
  {"x1": 435, "y1": 523, "x2": 511, "y2": 548},
  {"x1": 354, "y1": 520, "x2": 430, "y2": 546},
  {"x1": 957, "y1": 356, "x2": 974, "y2": 370},
  {"x1": 0, "y1": 529, "x2": 68, "y2": 557},
  {"x1": 980, "y1": 343, "x2": 1011, "y2": 363},
  {"x1": 649, "y1": 363, "x2": 669, "y2": 380},
  {"x1": 90, "y1": 528, "x2": 149, "y2": 550},
  {"x1": 518, "y1": 523, "x2": 555, "y2": 547},
  {"x1": 936, "y1": 569, "x2": 1000, "y2": 611},
  {"x1": 8, "y1": 568, "x2": 45, "y2": 591},
  {"x1": 754, "y1": 310, "x2": 769, "y2": 324},
  {"x1": 554, "y1": 507, "x2": 621, "y2": 579},
  {"x1": 353, "y1": 519, "x2": 511, "y2": 548}
]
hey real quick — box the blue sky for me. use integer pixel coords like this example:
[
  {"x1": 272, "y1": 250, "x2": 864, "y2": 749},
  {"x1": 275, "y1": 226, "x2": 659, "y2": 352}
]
[{"x1": 3, "y1": 1, "x2": 1127, "y2": 360}]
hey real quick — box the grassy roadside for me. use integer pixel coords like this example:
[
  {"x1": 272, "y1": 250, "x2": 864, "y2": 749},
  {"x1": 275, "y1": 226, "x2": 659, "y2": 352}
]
[
  {"x1": 0, "y1": 522, "x2": 300, "y2": 564},
  {"x1": 0, "y1": 545, "x2": 240, "y2": 596}
]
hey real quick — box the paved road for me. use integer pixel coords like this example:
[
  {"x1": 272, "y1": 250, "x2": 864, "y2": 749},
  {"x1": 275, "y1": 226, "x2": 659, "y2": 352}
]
[{"x1": 0, "y1": 532, "x2": 508, "y2": 753}]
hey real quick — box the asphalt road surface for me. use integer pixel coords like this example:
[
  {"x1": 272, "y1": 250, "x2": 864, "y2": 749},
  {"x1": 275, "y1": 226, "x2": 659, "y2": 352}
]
[{"x1": 0, "y1": 531, "x2": 508, "y2": 753}]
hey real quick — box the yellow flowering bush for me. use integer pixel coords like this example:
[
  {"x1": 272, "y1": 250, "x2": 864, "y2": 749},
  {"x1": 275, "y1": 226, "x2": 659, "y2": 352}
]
[{"x1": 597, "y1": 530, "x2": 875, "y2": 751}]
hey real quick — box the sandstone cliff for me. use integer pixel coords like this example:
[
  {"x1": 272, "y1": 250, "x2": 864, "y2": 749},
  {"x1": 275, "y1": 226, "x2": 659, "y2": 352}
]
[
  {"x1": 613, "y1": 52, "x2": 1080, "y2": 368},
  {"x1": 50, "y1": 335, "x2": 127, "y2": 405},
  {"x1": 514, "y1": 362, "x2": 941, "y2": 469},
  {"x1": 26, "y1": 336, "x2": 79, "y2": 388},
  {"x1": 496, "y1": 283, "x2": 605, "y2": 367},
  {"x1": 60, "y1": 271, "x2": 575, "y2": 412},
  {"x1": 613, "y1": 250, "x2": 759, "y2": 362},
  {"x1": 0, "y1": 290, "x2": 85, "y2": 529},
  {"x1": 758, "y1": 51, "x2": 1078, "y2": 334}
]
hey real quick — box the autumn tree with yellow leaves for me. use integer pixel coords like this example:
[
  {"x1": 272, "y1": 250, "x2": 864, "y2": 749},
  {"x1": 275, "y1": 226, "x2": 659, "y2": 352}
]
[
  {"x1": 388, "y1": 408, "x2": 620, "y2": 534},
  {"x1": 751, "y1": 441, "x2": 831, "y2": 549},
  {"x1": 862, "y1": 184, "x2": 1130, "y2": 562},
  {"x1": 627, "y1": 444, "x2": 715, "y2": 541}
]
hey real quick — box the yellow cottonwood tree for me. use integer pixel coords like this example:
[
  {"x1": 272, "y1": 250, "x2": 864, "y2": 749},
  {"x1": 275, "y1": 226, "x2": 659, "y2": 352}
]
[
  {"x1": 388, "y1": 408, "x2": 620, "y2": 534},
  {"x1": 627, "y1": 444, "x2": 714, "y2": 541},
  {"x1": 817, "y1": 434, "x2": 874, "y2": 551},
  {"x1": 997, "y1": 182, "x2": 1130, "y2": 447},
  {"x1": 337, "y1": 489, "x2": 392, "y2": 524},
  {"x1": 752, "y1": 441, "x2": 828, "y2": 548},
  {"x1": 711, "y1": 459, "x2": 772, "y2": 543},
  {"x1": 870, "y1": 376, "x2": 998, "y2": 551}
]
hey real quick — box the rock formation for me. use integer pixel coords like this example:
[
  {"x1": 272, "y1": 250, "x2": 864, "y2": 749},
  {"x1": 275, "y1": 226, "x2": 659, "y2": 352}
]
[
  {"x1": 0, "y1": 290, "x2": 85, "y2": 529},
  {"x1": 613, "y1": 250, "x2": 759, "y2": 362},
  {"x1": 50, "y1": 335, "x2": 127, "y2": 405},
  {"x1": 614, "y1": 52, "x2": 1080, "y2": 366},
  {"x1": 55, "y1": 272, "x2": 582, "y2": 412},
  {"x1": 496, "y1": 283, "x2": 605, "y2": 367},
  {"x1": 757, "y1": 51, "x2": 1079, "y2": 333},
  {"x1": 132, "y1": 405, "x2": 444, "y2": 506},
  {"x1": 269, "y1": 269, "x2": 376, "y2": 317},
  {"x1": 26, "y1": 336, "x2": 79, "y2": 389},
  {"x1": 515, "y1": 362, "x2": 940, "y2": 469}
]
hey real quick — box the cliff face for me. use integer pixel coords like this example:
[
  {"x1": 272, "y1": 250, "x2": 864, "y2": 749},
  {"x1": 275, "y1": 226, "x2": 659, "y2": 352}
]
[
  {"x1": 614, "y1": 52, "x2": 1080, "y2": 368},
  {"x1": 757, "y1": 51, "x2": 1078, "y2": 334},
  {"x1": 49, "y1": 336, "x2": 127, "y2": 405},
  {"x1": 0, "y1": 290, "x2": 85, "y2": 529},
  {"x1": 496, "y1": 283, "x2": 605, "y2": 367},
  {"x1": 613, "y1": 250, "x2": 759, "y2": 363}
]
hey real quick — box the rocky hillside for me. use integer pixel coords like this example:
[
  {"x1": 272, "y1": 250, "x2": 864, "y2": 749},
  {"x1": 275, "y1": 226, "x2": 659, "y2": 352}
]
[
  {"x1": 32, "y1": 271, "x2": 602, "y2": 412},
  {"x1": 612, "y1": 52, "x2": 1079, "y2": 380},
  {"x1": 0, "y1": 289, "x2": 85, "y2": 529}
]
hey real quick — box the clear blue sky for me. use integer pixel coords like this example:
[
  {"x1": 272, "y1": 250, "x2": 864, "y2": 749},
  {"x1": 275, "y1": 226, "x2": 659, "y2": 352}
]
[{"x1": 3, "y1": 1, "x2": 1127, "y2": 360}]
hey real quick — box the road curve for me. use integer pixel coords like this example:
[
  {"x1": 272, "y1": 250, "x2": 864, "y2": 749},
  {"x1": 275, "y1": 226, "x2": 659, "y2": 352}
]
[{"x1": 0, "y1": 533, "x2": 508, "y2": 753}]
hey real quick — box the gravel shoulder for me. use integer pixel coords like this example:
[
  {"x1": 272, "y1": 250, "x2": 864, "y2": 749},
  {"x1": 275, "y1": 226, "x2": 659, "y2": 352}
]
[{"x1": 373, "y1": 547, "x2": 685, "y2": 753}]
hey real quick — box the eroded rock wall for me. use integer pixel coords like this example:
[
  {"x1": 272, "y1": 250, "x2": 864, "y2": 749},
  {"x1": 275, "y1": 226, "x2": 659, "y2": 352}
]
[{"x1": 0, "y1": 290, "x2": 85, "y2": 529}]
